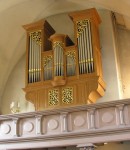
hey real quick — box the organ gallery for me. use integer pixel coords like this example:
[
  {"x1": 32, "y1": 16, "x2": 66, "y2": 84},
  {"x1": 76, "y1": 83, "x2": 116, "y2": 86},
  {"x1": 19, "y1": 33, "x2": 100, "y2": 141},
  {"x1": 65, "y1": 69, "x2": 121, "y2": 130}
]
[{"x1": 23, "y1": 8, "x2": 106, "y2": 111}]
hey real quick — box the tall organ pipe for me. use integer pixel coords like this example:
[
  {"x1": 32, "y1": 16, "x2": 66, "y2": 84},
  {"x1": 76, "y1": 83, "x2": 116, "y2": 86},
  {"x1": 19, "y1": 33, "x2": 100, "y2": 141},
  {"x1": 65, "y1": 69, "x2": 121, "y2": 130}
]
[
  {"x1": 29, "y1": 34, "x2": 32, "y2": 83},
  {"x1": 39, "y1": 44, "x2": 41, "y2": 81},
  {"x1": 28, "y1": 31, "x2": 42, "y2": 83},
  {"x1": 77, "y1": 37, "x2": 82, "y2": 74},
  {"x1": 50, "y1": 34, "x2": 66, "y2": 80},
  {"x1": 88, "y1": 21, "x2": 94, "y2": 72},
  {"x1": 32, "y1": 37, "x2": 34, "y2": 82},
  {"x1": 77, "y1": 20, "x2": 94, "y2": 74},
  {"x1": 83, "y1": 27, "x2": 88, "y2": 73},
  {"x1": 33, "y1": 36, "x2": 35, "y2": 82},
  {"x1": 53, "y1": 44, "x2": 64, "y2": 76}
]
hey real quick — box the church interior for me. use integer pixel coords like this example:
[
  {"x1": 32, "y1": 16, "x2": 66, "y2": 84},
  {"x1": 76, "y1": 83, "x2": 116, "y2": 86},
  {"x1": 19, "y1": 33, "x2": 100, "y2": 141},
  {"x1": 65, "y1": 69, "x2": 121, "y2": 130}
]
[{"x1": 0, "y1": 0, "x2": 130, "y2": 149}]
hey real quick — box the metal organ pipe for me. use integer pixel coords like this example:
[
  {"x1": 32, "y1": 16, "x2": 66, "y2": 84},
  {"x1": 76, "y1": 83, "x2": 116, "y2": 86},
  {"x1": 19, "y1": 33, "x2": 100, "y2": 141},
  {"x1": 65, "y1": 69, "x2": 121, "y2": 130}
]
[
  {"x1": 60, "y1": 46, "x2": 64, "y2": 76},
  {"x1": 33, "y1": 38, "x2": 35, "y2": 82},
  {"x1": 58, "y1": 45, "x2": 60, "y2": 76},
  {"x1": 83, "y1": 27, "x2": 88, "y2": 73},
  {"x1": 86, "y1": 21, "x2": 91, "y2": 73},
  {"x1": 77, "y1": 20, "x2": 94, "y2": 74},
  {"x1": 66, "y1": 51, "x2": 76, "y2": 76},
  {"x1": 28, "y1": 31, "x2": 42, "y2": 83},
  {"x1": 88, "y1": 21, "x2": 94, "y2": 72},
  {"x1": 54, "y1": 47, "x2": 57, "y2": 76},
  {"x1": 85, "y1": 22, "x2": 91, "y2": 73},
  {"x1": 53, "y1": 42, "x2": 64, "y2": 77},
  {"x1": 81, "y1": 29, "x2": 86, "y2": 74},
  {"x1": 35, "y1": 41, "x2": 38, "y2": 82},
  {"x1": 32, "y1": 35, "x2": 34, "y2": 82},
  {"x1": 77, "y1": 36, "x2": 82, "y2": 74},
  {"x1": 29, "y1": 34, "x2": 32, "y2": 83},
  {"x1": 37, "y1": 43, "x2": 39, "y2": 81},
  {"x1": 39, "y1": 44, "x2": 41, "y2": 81}
]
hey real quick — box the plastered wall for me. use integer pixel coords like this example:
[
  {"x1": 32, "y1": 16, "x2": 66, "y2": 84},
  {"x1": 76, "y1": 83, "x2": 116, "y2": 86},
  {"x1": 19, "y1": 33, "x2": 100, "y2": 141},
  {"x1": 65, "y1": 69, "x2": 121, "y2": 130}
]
[
  {"x1": 117, "y1": 27, "x2": 130, "y2": 98},
  {"x1": 1, "y1": 55, "x2": 34, "y2": 114},
  {"x1": 1, "y1": 9, "x2": 122, "y2": 114}
]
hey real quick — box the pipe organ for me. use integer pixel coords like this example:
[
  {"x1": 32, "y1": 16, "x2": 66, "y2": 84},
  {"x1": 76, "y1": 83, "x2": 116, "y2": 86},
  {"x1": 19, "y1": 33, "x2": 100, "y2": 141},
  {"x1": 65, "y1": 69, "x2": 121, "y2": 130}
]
[
  {"x1": 23, "y1": 8, "x2": 106, "y2": 111},
  {"x1": 28, "y1": 31, "x2": 42, "y2": 83}
]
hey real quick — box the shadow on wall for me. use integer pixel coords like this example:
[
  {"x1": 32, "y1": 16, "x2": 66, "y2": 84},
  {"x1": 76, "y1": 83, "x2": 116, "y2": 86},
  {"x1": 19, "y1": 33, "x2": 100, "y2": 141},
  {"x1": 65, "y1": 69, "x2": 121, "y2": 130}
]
[{"x1": 1, "y1": 54, "x2": 34, "y2": 114}]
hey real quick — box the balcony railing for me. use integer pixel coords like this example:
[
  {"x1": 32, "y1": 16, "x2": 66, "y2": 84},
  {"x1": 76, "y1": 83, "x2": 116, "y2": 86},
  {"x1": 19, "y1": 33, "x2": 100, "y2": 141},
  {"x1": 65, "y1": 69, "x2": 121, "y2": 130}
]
[{"x1": 0, "y1": 99, "x2": 130, "y2": 149}]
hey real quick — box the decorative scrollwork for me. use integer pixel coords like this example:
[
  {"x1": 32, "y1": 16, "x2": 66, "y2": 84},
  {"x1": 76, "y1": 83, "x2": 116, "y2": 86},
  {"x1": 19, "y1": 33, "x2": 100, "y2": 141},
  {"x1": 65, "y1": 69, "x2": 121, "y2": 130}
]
[
  {"x1": 30, "y1": 31, "x2": 42, "y2": 45},
  {"x1": 43, "y1": 55, "x2": 52, "y2": 67},
  {"x1": 66, "y1": 51, "x2": 76, "y2": 61},
  {"x1": 48, "y1": 89, "x2": 59, "y2": 106},
  {"x1": 62, "y1": 87, "x2": 73, "y2": 104},
  {"x1": 53, "y1": 41, "x2": 64, "y2": 48},
  {"x1": 77, "y1": 19, "x2": 89, "y2": 37}
]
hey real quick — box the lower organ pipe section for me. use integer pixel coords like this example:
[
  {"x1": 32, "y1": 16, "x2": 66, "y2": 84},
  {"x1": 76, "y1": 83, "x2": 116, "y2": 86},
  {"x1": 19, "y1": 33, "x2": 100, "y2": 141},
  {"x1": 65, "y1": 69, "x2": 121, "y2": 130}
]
[
  {"x1": 77, "y1": 20, "x2": 94, "y2": 74},
  {"x1": 66, "y1": 51, "x2": 76, "y2": 76},
  {"x1": 54, "y1": 42, "x2": 64, "y2": 76},
  {"x1": 43, "y1": 55, "x2": 53, "y2": 80},
  {"x1": 28, "y1": 31, "x2": 41, "y2": 83}
]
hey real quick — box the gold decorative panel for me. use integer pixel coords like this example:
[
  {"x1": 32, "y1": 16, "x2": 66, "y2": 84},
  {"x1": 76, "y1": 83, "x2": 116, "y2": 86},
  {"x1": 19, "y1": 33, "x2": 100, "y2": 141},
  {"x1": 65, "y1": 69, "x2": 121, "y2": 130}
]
[
  {"x1": 43, "y1": 55, "x2": 53, "y2": 67},
  {"x1": 76, "y1": 19, "x2": 89, "y2": 37},
  {"x1": 53, "y1": 41, "x2": 64, "y2": 48},
  {"x1": 66, "y1": 51, "x2": 76, "y2": 61},
  {"x1": 48, "y1": 89, "x2": 59, "y2": 106},
  {"x1": 30, "y1": 31, "x2": 42, "y2": 45},
  {"x1": 62, "y1": 87, "x2": 73, "y2": 104}
]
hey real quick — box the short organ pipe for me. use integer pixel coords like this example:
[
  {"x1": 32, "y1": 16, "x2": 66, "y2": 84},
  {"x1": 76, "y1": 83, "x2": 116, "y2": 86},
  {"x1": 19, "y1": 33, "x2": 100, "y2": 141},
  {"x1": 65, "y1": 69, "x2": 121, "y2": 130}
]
[{"x1": 53, "y1": 42, "x2": 64, "y2": 76}]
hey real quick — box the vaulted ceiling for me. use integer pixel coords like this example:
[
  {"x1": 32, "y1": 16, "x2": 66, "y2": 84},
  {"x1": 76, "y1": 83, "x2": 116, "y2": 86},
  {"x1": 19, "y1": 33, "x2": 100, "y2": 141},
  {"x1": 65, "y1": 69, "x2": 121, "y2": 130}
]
[{"x1": 0, "y1": 0, "x2": 130, "y2": 101}]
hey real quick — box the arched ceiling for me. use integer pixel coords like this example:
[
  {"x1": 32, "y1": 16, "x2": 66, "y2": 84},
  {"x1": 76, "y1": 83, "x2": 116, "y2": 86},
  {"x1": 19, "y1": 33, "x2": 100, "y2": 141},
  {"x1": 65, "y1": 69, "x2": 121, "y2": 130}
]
[{"x1": 0, "y1": 0, "x2": 130, "y2": 101}]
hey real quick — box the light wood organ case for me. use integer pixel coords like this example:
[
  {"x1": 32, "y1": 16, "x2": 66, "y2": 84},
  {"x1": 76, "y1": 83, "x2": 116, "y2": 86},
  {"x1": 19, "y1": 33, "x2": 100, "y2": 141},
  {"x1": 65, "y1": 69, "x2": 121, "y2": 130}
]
[{"x1": 23, "y1": 8, "x2": 106, "y2": 111}]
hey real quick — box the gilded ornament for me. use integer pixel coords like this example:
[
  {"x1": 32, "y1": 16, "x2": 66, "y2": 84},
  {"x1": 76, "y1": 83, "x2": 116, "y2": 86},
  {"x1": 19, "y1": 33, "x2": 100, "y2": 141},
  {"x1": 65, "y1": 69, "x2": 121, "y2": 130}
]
[
  {"x1": 30, "y1": 30, "x2": 42, "y2": 45},
  {"x1": 77, "y1": 19, "x2": 90, "y2": 37},
  {"x1": 43, "y1": 55, "x2": 52, "y2": 67},
  {"x1": 62, "y1": 87, "x2": 73, "y2": 104},
  {"x1": 53, "y1": 41, "x2": 64, "y2": 48},
  {"x1": 66, "y1": 51, "x2": 76, "y2": 61},
  {"x1": 48, "y1": 89, "x2": 59, "y2": 106}
]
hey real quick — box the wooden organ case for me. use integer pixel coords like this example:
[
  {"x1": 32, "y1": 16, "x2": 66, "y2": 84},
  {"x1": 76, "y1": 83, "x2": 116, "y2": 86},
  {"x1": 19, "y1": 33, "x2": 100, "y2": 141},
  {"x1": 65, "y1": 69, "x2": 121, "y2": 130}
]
[{"x1": 23, "y1": 8, "x2": 106, "y2": 111}]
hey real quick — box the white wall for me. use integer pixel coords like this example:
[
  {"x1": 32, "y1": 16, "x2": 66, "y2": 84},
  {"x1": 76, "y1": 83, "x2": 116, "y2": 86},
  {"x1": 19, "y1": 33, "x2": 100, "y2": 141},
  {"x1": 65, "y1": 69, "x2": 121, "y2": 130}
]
[
  {"x1": 1, "y1": 9, "x2": 121, "y2": 114},
  {"x1": 117, "y1": 27, "x2": 130, "y2": 98},
  {"x1": 97, "y1": 10, "x2": 120, "y2": 102},
  {"x1": 1, "y1": 55, "x2": 34, "y2": 114}
]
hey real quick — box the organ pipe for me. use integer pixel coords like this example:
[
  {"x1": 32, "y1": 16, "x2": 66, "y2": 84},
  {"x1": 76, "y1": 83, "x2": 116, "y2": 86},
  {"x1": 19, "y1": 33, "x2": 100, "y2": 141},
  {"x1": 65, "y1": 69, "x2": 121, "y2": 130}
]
[
  {"x1": 28, "y1": 31, "x2": 42, "y2": 83},
  {"x1": 27, "y1": 19, "x2": 95, "y2": 83},
  {"x1": 43, "y1": 55, "x2": 53, "y2": 81},
  {"x1": 77, "y1": 20, "x2": 94, "y2": 74},
  {"x1": 53, "y1": 41, "x2": 64, "y2": 77},
  {"x1": 66, "y1": 51, "x2": 76, "y2": 76}
]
